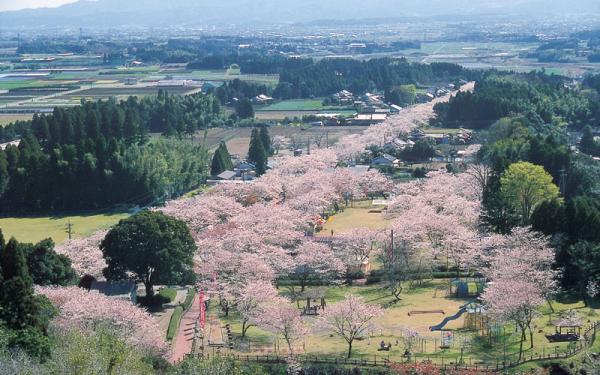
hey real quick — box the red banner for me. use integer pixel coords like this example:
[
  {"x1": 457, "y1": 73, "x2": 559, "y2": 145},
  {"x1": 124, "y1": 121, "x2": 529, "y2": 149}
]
[{"x1": 199, "y1": 290, "x2": 205, "y2": 329}]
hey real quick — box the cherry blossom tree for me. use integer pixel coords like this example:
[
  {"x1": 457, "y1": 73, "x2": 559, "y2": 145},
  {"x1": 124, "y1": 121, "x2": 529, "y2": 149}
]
[
  {"x1": 197, "y1": 250, "x2": 277, "y2": 317},
  {"x1": 37, "y1": 286, "x2": 167, "y2": 356},
  {"x1": 54, "y1": 230, "x2": 107, "y2": 278},
  {"x1": 333, "y1": 228, "x2": 381, "y2": 269},
  {"x1": 479, "y1": 227, "x2": 559, "y2": 309},
  {"x1": 481, "y1": 278, "x2": 543, "y2": 361},
  {"x1": 257, "y1": 298, "x2": 307, "y2": 355},
  {"x1": 235, "y1": 281, "x2": 279, "y2": 338},
  {"x1": 399, "y1": 326, "x2": 421, "y2": 354},
  {"x1": 272, "y1": 135, "x2": 290, "y2": 155},
  {"x1": 320, "y1": 295, "x2": 384, "y2": 358},
  {"x1": 289, "y1": 242, "x2": 345, "y2": 291},
  {"x1": 480, "y1": 228, "x2": 559, "y2": 360},
  {"x1": 379, "y1": 235, "x2": 414, "y2": 302},
  {"x1": 160, "y1": 194, "x2": 242, "y2": 237},
  {"x1": 464, "y1": 163, "x2": 491, "y2": 201}
]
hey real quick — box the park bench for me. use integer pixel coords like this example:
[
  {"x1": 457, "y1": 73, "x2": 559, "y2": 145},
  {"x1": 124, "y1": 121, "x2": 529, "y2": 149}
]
[{"x1": 303, "y1": 306, "x2": 319, "y2": 316}]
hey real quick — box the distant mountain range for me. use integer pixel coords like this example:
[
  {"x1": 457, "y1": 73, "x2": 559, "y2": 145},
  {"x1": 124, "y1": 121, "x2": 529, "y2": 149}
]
[{"x1": 2, "y1": 0, "x2": 600, "y2": 28}]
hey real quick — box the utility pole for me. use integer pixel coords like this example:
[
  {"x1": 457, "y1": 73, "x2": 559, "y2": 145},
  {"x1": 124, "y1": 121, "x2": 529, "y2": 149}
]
[
  {"x1": 559, "y1": 168, "x2": 568, "y2": 196},
  {"x1": 65, "y1": 221, "x2": 73, "y2": 240}
]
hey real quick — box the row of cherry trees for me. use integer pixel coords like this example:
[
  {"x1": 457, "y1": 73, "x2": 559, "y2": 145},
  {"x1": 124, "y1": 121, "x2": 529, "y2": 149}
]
[{"x1": 47, "y1": 84, "x2": 560, "y2": 361}]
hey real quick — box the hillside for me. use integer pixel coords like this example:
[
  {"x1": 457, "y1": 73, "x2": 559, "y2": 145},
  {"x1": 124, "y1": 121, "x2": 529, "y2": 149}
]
[{"x1": 2, "y1": 0, "x2": 600, "y2": 28}]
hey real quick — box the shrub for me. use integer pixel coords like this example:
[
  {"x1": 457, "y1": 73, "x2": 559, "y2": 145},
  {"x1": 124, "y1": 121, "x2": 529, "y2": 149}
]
[
  {"x1": 158, "y1": 287, "x2": 177, "y2": 303},
  {"x1": 181, "y1": 288, "x2": 196, "y2": 311},
  {"x1": 166, "y1": 306, "x2": 184, "y2": 341},
  {"x1": 366, "y1": 269, "x2": 384, "y2": 284}
]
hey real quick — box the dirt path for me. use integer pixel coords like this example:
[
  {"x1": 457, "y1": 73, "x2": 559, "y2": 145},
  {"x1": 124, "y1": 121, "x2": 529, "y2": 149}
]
[{"x1": 170, "y1": 293, "x2": 200, "y2": 363}]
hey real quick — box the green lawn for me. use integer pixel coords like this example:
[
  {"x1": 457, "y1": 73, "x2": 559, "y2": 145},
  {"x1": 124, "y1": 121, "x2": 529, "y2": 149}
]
[
  {"x1": 175, "y1": 70, "x2": 279, "y2": 85},
  {"x1": 318, "y1": 200, "x2": 390, "y2": 236},
  {"x1": 0, "y1": 114, "x2": 34, "y2": 126},
  {"x1": 0, "y1": 212, "x2": 130, "y2": 244},
  {"x1": 0, "y1": 80, "x2": 52, "y2": 90},
  {"x1": 260, "y1": 99, "x2": 353, "y2": 112}
]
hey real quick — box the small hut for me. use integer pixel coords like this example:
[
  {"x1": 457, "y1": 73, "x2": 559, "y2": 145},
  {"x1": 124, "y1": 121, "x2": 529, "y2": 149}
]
[
  {"x1": 301, "y1": 288, "x2": 327, "y2": 316},
  {"x1": 547, "y1": 311, "x2": 582, "y2": 342}
]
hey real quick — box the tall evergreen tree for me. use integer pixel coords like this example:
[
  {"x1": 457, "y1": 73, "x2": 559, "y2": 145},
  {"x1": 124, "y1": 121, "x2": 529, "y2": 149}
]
[
  {"x1": 235, "y1": 98, "x2": 255, "y2": 119},
  {"x1": 580, "y1": 126, "x2": 599, "y2": 156},
  {"x1": 259, "y1": 125, "x2": 272, "y2": 156},
  {"x1": 248, "y1": 128, "x2": 267, "y2": 176},
  {"x1": 0, "y1": 237, "x2": 40, "y2": 330},
  {"x1": 210, "y1": 142, "x2": 233, "y2": 176}
]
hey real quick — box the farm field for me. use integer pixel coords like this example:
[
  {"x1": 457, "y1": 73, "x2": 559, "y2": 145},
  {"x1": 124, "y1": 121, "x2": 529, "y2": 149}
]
[
  {"x1": 200, "y1": 125, "x2": 366, "y2": 156},
  {"x1": 173, "y1": 70, "x2": 279, "y2": 85},
  {"x1": 417, "y1": 41, "x2": 539, "y2": 56},
  {"x1": 259, "y1": 99, "x2": 353, "y2": 111},
  {"x1": 256, "y1": 99, "x2": 357, "y2": 120},
  {"x1": 255, "y1": 110, "x2": 357, "y2": 121},
  {"x1": 60, "y1": 85, "x2": 197, "y2": 98},
  {"x1": 0, "y1": 211, "x2": 130, "y2": 244},
  {"x1": 0, "y1": 113, "x2": 33, "y2": 125}
]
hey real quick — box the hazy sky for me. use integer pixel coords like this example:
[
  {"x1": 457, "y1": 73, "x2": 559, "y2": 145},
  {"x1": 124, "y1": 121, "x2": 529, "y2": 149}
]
[{"x1": 0, "y1": 0, "x2": 77, "y2": 11}]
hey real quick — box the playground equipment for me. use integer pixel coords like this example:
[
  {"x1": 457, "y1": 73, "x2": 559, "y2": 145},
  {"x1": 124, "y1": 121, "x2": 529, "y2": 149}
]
[
  {"x1": 451, "y1": 278, "x2": 485, "y2": 298},
  {"x1": 429, "y1": 304, "x2": 469, "y2": 331}
]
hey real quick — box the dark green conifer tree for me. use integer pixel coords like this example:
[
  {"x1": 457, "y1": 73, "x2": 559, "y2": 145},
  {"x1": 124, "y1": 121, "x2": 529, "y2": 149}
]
[
  {"x1": 210, "y1": 142, "x2": 234, "y2": 176},
  {"x1": 248, "y1": 128, "x2": 267, "y2": 176},
  {"x1": 259, "y1": 125, "x2": 272, "y2": 156},
  {"x1": 0, "y1": 237, "x2": 40, "y2": 330}
]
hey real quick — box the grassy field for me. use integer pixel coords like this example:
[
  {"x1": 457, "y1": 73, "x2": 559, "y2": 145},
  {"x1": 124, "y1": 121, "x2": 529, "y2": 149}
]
[
  {"x1": 417, "y1": 41, "x2": 539, "y2": 56},
  {"x1": 255, "y1": 110, "x2": 357, "y2": 121},
  {"x1": 61, "y1": 86, "x2": 196, "y2": 98},
  {"x1": 0, "y1": 212, "x2": 129, "y2": 244},
  {"x1": 255, "y1": 99, "x2": 356, "y2": 120},
  {"x1": 200, "y1": 125, "x2": 366, "y2": 157},
  {"x1": 260, "y1": 99, "x2": 353, "y2": 112},
  {"x1": 0, "y1": 113, "x2": 33, "y2": 125},
  {"x1": 174, "y1": 70, "x2": 279, "y2": 85},
  {"x1": 318, "y1": 200, "x2": 390, "y2": 236},
  {"x1": 214, "y1": 279, "x2": 593, "y2": 368},
  {"x1": 0, "y1": 79, "x2": 55, "y2": 90}
]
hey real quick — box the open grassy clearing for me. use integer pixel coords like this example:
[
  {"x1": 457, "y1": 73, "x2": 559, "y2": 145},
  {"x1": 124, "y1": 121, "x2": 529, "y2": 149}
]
[
  {"x1": 255, "y1": 110, "x2": 357, "y2": 121},
  {"x1": 318, "y1": 201, "x2": 390, "y2": 236},
  {"x1": 200, "y1": 125, "x2": 366, "y2": 156},
  {"x1": 61, "y1": 85, "x2": 196, "y2": 98},
  {"x1": 0, "y1": 113, "x2": 33, "y2": 125},
  {"x1": 0, "y1": 79, "x2": 58, "y2": 90},
  {"x1": 0, "y1": 212, "x2": 129, "y2": 244},
  {"x1": 172, "y1": 69, "x2": 279, "y2": 85},
  {"x1": 255, "y1": 99, "x2": 357, "y2": 120},
  {"x1": 260, "y1": 99, "x2": 354, "y2": 112},
  {"x1": 417, "y1": 42, "x2": 539, "y2": 56}
]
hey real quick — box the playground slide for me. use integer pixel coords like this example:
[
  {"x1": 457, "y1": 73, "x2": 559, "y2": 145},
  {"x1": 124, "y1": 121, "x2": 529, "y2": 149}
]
[{"x1": 429, "y1": 307, "x2": 467, "y2": 331}]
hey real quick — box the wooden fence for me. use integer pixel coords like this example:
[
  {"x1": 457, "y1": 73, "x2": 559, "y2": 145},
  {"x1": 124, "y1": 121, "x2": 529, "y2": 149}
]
[{"x1": 191, "y1": 321, "x2": 599, "y2": 372}]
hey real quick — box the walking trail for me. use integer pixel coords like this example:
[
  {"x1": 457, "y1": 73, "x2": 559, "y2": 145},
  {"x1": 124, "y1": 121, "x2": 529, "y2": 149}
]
[{"x1": 170, "y1": 294, "x2": 200, "y2": 363}]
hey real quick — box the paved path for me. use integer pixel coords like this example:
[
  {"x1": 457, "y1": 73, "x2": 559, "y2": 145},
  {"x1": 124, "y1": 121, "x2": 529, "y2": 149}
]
[{"x1": 170, "y1": 294, "x2": 200, "y2": 363}]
